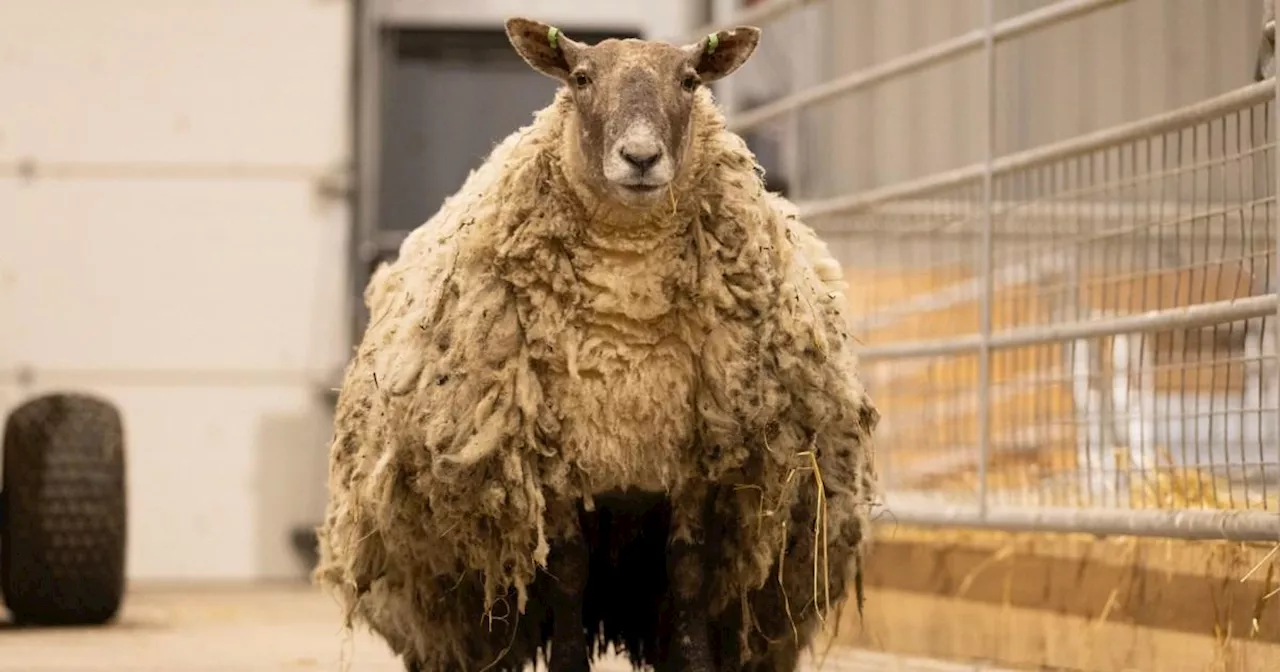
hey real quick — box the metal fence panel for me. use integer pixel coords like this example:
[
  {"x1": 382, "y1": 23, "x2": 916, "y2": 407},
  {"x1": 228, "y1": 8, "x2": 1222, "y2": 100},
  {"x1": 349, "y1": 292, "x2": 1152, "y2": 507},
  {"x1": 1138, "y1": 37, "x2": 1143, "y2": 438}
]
[{"x1": 707, "y1": 0, "x2": 1280, "y2": 540}]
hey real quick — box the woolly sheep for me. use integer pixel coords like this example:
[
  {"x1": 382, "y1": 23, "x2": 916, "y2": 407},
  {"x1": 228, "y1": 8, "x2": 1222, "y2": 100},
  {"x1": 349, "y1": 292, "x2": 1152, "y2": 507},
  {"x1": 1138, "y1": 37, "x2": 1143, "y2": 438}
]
[{"x1": 315, "y1": 17, "x2": 880, "y2": 672}]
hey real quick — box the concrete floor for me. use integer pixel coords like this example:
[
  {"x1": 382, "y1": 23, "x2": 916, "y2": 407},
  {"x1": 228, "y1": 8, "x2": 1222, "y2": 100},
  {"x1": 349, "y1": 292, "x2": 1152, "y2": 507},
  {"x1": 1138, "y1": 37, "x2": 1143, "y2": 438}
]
[
  {"x1": 0, "y1": 583, "x2": 403, "y2": 672},
  {"x1": 0, "y1": 584, "x2": 1007, "y2": 672}
]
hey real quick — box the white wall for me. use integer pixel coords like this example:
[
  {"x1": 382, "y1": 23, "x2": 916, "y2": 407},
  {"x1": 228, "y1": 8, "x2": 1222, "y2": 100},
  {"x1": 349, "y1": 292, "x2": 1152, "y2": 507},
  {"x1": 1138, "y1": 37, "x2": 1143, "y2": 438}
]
[{"x1": 0, "y1": 0, "x2": 352, "y2": 580}]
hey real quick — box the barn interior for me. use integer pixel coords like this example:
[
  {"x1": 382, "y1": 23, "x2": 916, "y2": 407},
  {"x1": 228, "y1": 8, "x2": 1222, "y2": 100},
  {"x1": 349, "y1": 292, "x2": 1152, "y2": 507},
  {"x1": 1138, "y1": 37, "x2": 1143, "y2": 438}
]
[{"x1": 2, "y1": 1, "x2": 1279, "y2": 670}]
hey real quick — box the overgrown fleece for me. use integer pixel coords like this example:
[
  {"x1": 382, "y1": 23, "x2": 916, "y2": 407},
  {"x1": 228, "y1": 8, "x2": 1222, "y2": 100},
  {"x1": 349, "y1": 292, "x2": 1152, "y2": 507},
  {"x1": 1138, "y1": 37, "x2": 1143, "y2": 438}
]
[{"x1": 315, "y1": 84, "x2": 880, "y2": 671}]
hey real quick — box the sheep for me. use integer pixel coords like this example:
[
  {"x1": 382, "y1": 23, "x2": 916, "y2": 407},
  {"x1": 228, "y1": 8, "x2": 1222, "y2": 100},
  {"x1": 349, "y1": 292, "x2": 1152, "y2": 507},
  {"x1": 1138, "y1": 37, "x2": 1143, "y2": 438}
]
[{"x1": 314, "y1": 17, "x2": 880, "y2": 672}]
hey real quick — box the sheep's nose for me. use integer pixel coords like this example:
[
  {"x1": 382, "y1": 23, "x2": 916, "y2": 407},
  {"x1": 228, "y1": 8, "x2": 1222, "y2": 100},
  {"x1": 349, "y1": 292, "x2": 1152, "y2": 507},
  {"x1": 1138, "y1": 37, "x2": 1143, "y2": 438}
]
[{"x1": 620, "y1": 146, "x2": 662, "y2": 173}]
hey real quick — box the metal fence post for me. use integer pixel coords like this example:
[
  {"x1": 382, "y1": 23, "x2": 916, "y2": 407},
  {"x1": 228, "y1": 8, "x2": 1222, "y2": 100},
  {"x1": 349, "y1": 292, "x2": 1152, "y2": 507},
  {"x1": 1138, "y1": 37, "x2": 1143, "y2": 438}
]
[
  {"x1": 977, "y1": 0, "x2": 998, "y2": 517},
  {"x1": 1273, "y1": 0, "x2": 1280, "y2": 506}
]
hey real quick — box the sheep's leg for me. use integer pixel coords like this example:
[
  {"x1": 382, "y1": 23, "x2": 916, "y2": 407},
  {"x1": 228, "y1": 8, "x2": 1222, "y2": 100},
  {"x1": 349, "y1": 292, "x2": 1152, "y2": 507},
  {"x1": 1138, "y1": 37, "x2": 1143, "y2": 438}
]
[
  {"x1": 666, "y1": 487, "x2": 713, "y2": 672},
  {"x1": 546, "y1": 501, "x2": 590, "y2": 672},
  {"x1": 667, "y1": 538, "x2": 713, "y2": 671}
]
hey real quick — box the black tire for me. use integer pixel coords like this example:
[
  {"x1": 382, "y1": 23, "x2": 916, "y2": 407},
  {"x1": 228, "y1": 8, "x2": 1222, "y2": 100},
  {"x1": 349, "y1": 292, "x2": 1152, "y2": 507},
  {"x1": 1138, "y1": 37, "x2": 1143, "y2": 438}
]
[{"x1": 0, "y1": 392, "x2": 127, "y2": 625}]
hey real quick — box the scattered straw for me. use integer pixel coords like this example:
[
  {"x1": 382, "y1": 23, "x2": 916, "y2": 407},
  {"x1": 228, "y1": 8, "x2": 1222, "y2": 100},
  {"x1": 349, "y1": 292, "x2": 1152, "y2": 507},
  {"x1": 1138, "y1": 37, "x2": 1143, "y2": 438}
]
[
  {"x1": 1092, "y1": 537, "x2": 1140, "y2": 629},
  {"x1": 1240, "y1": 543, "x2": 1279, "y2": 583},
  {"x1": 798, "y1": 448, "x2": 833, "y2": 621},
  {"x1": 475, "y1": 609, "x2": 521, "y2": 672},
  {"x1": 1249, "y1": 561, "x2": 1275, "y2": 639},
  {"x1": 777, "y1": 516, "x2": 799, "y2": 643},
  {"x1": 956, "y1": 544, "x2": 1015, "y2": 597},
  {"x1": 745, "y1": 433, "x2": 844, "y2": 645}
]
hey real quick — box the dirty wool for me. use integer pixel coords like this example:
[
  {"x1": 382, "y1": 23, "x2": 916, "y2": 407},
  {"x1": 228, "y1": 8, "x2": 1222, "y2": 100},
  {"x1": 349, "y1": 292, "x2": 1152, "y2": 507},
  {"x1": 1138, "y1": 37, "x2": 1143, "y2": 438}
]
[{"x1": 315, "y1": 82, "x2": 880, "y2": 670}]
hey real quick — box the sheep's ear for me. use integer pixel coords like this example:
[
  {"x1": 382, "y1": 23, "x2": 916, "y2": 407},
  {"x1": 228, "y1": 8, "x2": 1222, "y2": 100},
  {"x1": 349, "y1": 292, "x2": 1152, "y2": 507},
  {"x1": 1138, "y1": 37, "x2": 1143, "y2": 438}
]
[
  {"x1": 684, "y1": 26, "x2": 761, "y2": 82},
  {"x1": 505, "y1": 17, "x2": 584, "y2": 82}
]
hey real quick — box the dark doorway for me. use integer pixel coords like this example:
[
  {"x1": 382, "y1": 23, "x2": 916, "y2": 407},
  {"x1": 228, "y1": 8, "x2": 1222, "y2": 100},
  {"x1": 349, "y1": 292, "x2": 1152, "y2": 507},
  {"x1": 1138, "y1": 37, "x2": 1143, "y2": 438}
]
[{"x1": 375, "y1": 27, "x2": 641, "y2": 236}]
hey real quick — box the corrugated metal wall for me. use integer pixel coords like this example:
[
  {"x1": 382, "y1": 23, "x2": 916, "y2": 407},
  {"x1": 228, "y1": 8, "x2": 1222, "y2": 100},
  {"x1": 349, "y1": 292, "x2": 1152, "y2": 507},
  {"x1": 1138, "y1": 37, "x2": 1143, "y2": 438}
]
[{"x1": 734, "y1": 0, "x2": 1265, "y2": 201}]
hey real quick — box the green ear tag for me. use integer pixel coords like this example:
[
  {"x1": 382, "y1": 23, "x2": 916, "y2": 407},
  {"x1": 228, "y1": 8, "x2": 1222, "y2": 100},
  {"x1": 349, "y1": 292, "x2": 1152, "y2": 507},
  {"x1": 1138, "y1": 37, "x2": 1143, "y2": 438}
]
[
  {"x1": 548, "y1": 26, "x2": 561, "y2": 50},
  {"x1": 705, "y1": 33, "x2": 719, "y2": 54}
]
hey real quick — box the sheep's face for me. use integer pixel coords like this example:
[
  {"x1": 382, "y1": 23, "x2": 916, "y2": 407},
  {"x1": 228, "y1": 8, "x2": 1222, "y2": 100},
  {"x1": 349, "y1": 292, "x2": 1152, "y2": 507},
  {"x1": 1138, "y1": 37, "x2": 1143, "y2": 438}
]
[{"x1": 506, "y1": 18, "x2": 760, "y2": 209}]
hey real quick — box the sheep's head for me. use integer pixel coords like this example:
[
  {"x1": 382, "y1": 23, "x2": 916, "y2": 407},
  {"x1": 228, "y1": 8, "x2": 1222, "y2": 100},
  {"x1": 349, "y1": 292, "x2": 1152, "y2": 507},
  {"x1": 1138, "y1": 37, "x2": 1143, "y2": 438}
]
[{"x1": 506, "y1": 17, "x2": 760, "y2": 209}]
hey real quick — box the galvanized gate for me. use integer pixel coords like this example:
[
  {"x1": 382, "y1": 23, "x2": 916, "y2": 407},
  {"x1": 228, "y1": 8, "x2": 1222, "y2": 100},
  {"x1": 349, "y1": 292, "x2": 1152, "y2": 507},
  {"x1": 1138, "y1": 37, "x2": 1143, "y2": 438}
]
[{"x1": 701, "y1": 0, "x2": 1280, "y2": 542}]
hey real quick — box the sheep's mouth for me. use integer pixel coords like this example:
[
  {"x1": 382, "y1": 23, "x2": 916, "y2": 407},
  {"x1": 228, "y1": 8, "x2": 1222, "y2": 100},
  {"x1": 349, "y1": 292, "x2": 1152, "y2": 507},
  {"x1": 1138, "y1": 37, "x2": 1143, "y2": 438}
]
[{"x1": 619, "y1": 183, "x2": 664, "y2": 194}]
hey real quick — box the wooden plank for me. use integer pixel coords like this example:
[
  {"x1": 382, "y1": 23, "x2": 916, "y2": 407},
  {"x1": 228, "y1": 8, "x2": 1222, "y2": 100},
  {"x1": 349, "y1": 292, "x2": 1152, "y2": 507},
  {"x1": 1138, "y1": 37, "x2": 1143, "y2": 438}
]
[{"x1": 836, "y1": 533, "x2": 1280, "y2": 672}]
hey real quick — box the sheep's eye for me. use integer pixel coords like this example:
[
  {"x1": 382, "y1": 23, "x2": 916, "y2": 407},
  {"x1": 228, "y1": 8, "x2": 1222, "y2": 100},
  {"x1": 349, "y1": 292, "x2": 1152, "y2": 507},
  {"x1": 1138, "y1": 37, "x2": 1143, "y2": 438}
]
[
  {"x1": 573, "y1": 72, "x2": 591, "y2": 88},
  {"x1": 681, "y1": 75, "x2": 699, "y2": 92}
]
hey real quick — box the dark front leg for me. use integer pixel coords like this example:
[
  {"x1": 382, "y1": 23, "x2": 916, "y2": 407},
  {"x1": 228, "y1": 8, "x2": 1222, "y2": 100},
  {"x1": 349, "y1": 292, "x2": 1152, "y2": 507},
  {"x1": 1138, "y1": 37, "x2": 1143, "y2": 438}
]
[
  {"x1": 667, "y1": 539, "x2": 713, "y2": 672},
  {"x1": 547, "y1": 503, "x2": 590, "y2": 672},
  {"x1": 665, "y1": 487, "x2": 713, "y2": 672}
]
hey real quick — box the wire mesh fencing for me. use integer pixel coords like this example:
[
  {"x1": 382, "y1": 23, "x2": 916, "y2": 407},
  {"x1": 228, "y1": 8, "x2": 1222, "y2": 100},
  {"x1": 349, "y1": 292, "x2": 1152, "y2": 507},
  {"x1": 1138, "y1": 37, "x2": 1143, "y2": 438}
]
[
  {"x1": 824, "y1": 87, "x2": 1278, "y2": 516},
  {"x1": 713, "y1": 0, "x2": 1280, "y2": 540}
]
